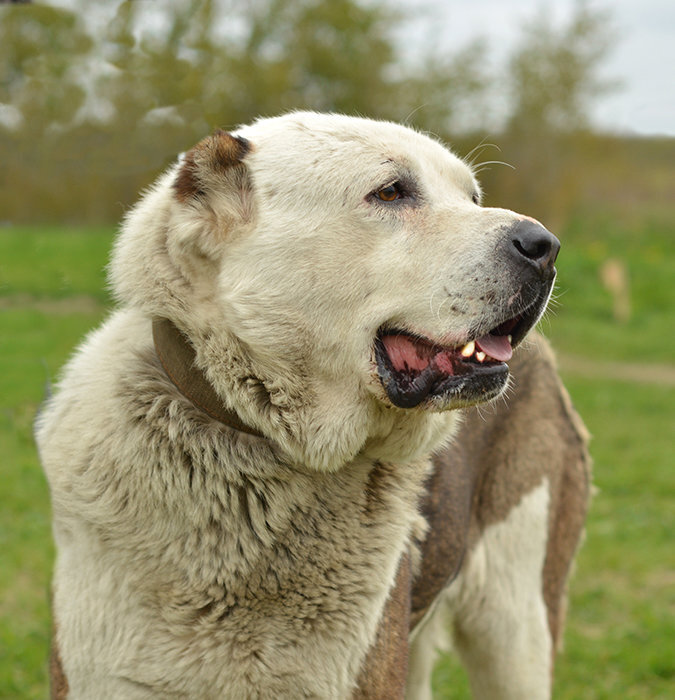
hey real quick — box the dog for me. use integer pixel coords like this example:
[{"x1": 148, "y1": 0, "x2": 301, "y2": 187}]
[{"x1": 37, "y1": 112, "x2": 590, "y2": 699}]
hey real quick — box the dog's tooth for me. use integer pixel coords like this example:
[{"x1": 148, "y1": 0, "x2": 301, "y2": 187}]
[
  {"x1": 460, "y1": 341, "x2": 475, "y2": 358},
  {"x1": 507, "y1": 334, "x2": 513, "y2": 343},
  {"x1": 476, "y1": 351, "x2": 486, "y2": 363}
]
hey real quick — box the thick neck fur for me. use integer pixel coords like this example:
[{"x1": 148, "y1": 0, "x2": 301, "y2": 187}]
[{"x1": 182, "y1": 317, "x2": 458, "y2": 472}]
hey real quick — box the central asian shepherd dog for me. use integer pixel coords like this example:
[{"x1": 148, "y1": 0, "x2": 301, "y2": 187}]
[{"x1": 37, "y1": 112, "x2": 590, "y2": 699}]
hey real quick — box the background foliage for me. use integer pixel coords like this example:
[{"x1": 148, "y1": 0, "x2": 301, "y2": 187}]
[
  {"x1": 2, "y1": 0, "x2": 670, "y2": 227},
  {"x1": 1, "y1": 0, "x2": 673, "y2": 697}
]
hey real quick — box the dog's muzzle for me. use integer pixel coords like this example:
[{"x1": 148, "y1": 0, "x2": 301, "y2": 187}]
[{"x1": 374, "y1": 220, "x2": 559, "y2": 411}]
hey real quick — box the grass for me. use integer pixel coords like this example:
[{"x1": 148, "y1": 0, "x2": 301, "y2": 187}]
[
  {"x1": 1, "y1": 221, "x2": 673, "y2": 698},
  {"x1": 0, "y1": 227, "x2": 111, "y2": 699},
  {"x1": 543, "y1": 215, "x2": 675, "y2": 366},
  {"x1": 556, "y1": 388, "x2": 674, "y2": 699}
]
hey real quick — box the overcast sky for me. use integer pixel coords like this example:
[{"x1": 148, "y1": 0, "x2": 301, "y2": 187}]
[{"x1": 398, "y1": 0, "x2": 675, "y2": 136}]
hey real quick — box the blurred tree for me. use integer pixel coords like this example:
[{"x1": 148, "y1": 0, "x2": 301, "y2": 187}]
[
  {"x1": 220, "y1": 0, "x2": 396, "y2": 119},
  {"x1": 100, "y1": 0, "x2": 216, "y2": 134},
  {"x1": 0, "y1": 4, "x2": 93, "y2": 221},
  {"x1": 506, "y1": 0, "x2": 618, "y2": 135},
  {"x1": 482, "y1": 0, "x2": 620, "y2": 226},
  {"x1": 1, "y1": 0, "x2": 432, "y2": 222},
  {"x1": 0, "y1": 0, "x2": 620, "y2": 225},
  {"x1": 0, "y1": 3, "x2": 92, "y2": 129},
  {"x1": 383, "y1": 37, "x2": 493, "y2": 137},
  {"x1": 95, "y1": 0, "x2": 401, "y2": 127}
]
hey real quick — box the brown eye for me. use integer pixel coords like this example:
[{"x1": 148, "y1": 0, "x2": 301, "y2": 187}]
[{"x1": 376, "y1": 183, "x2": 402, "y2": 202}]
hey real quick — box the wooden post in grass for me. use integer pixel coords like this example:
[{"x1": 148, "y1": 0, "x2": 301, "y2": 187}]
[{"x1": 600, "y1": 258, "x2": 631, "y2": 323}]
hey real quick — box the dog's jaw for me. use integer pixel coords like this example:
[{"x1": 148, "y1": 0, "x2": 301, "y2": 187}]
[{"x1": 374, "y1": 330, "x2": 510, "y2": 410}]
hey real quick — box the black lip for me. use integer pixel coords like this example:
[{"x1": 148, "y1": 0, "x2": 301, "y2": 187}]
[
  {"x1": 374, "y1": 278, "x2": 554, "y2": 410},
  {"x1": 374, "y1": 333, "x2": 508, "y2": 409}
]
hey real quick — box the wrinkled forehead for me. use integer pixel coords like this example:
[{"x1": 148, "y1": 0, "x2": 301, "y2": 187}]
[{"x1": 236, "y1": 112, "x2": 477, "y2": 198}]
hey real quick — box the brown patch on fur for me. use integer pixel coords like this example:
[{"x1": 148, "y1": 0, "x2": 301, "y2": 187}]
[
  {"x1": 541, "y1": 380, "x2": 591, "y2": 652},
  {"x1": 461, "y1": 334, "x2": 589, "y2": 528},
  {"x1": 410, "y1": 447, "x2": 478, "y2": 629},
  {"x1": 353, "y1": 553, "x2": 411, "y2": 699},
  {"x1": 465, "y1": 335, "x2": 591, "y2": 653},
  {"x1": 174, "y1": 150, "x2": 204, "y2": 201},
  {"x1": 447, "y1": 334, "x2": 591, "y2": 655},
  {"x1": 50, "y1": 625, "x2": 69, "y2": 699},
  {"x1": 173, "y1": 131, "x2": 251, "y2": 202},
  {"x1": 408, "y1": 332, "x2": 590, "y2": 667}
]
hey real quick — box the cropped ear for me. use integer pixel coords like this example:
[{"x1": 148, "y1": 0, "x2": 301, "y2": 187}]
[{"x1": 173, "y1": 130, "x2": 252, "y2": 202}]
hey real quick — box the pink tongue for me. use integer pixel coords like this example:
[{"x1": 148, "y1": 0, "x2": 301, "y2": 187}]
[
  {"x1": 475, "y1": 334, "x2": 513, "y2": 362},
  {"x1": 381, "y1": 335, "x2": 431, "y2": 372}
]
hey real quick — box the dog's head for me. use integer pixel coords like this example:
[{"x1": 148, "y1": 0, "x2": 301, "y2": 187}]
[{"x1": 110, "y1": 112, "x2": 558, "y2": 469}]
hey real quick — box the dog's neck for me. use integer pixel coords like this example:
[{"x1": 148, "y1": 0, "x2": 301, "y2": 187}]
[{"x1": 152, "y1": 317, "x2": 264, "y2": 438}]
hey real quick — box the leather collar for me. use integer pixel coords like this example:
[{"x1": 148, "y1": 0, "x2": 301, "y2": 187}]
[{"x1": 152, "y1": 317, "x2": 263, "y2": 438}]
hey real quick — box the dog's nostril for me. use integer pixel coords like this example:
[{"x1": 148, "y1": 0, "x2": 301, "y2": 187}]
[
  {"x1": 513, "y1": 236, "x2": 549, "y2": 261},
  {"x1": 509, "y1": 220, "x2": 560, "y2": 274}
]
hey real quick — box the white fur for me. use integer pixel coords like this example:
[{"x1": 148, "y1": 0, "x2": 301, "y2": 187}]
[
  {"x1": 37, "y1": 112, "x2": 556, "y2": 698},
  {"x1": 408, "y1": 479, "x2": 553, "y2": 700},
  {"x1": 108, "y1": 112, "x2": 540, "y2": 472}
]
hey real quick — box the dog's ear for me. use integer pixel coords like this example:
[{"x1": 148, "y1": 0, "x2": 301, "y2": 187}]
[{"x1": 173, "y1": 130, "x2": 251, "y2": 203}]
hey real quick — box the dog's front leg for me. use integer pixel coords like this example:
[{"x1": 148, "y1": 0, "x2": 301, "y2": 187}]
[{"x1": 450, "y1": 479, "x2": 554, "y2": 700}]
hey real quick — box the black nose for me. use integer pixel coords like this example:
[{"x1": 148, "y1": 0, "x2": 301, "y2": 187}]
[{"x1": 509, "y1": 219, "x2": 560, "y2": 278}]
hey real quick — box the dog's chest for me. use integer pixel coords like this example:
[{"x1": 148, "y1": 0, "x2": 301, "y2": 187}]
[
  {"x1": 164, "y1": 459, "x2": 421, "y2": 612},
  {"x1": 132, "y1": 457, "x2": 430, "y2": 695}
]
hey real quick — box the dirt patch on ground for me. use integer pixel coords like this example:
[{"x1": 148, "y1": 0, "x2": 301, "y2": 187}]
[
  {"x1": 558, "y1": 354, "x2": 675, "y2": 387},
  {"x1": 0, "y1": 294, "x2": 106, "y2": 315}
]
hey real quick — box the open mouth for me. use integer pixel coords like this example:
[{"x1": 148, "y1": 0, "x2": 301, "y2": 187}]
[{"x1": 374, "y1": 305, "x2": 541, "y2": 410}]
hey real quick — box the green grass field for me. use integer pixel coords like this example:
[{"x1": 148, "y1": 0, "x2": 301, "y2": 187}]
[{"x1": 1, "y1": 222, "x2": 673, "y2": 698}]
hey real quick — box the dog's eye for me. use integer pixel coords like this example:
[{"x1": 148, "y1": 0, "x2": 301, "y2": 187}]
[
  {"x1": 375, "y1": 183, "x2": 403, "y2": 202},
  {"x1": 471, "y1": 192, "x2": 480, "y2": 205}
]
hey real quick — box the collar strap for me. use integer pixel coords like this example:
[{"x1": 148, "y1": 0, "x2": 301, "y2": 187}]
[{"x1": 152, "y1": 317, "x2": 263, "y2": 438}]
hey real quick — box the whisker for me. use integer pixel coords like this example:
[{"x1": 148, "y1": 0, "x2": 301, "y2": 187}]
[
  {"x1": 404, "y1": 104, "x2": 430, "y2": 125},
  {"x1": 464, "y1": 140, "x2": 501, "y2": 167},
  {"x1": 473, "y1": 160, "x2": 516, "y2": 175},
  {"x1": 500, "y1": 376, "x2": 516, "y2": 406},
  {"x1": 435, "y1": 295, "x2": 451, "y2": 324}
]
